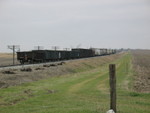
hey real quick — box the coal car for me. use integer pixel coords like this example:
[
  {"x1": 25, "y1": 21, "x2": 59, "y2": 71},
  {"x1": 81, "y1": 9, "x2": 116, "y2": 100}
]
[{"x1": 17, "y1": 48, "x2": 116, "y2": 64}]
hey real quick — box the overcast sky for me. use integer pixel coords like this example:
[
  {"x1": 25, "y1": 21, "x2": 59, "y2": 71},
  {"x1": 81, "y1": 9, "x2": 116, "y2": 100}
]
[{"x1": 0, "y1": 0, "x2": 150, "y2": 52}]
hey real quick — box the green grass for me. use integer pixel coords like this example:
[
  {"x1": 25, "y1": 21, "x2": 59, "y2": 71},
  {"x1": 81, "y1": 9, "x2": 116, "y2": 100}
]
[{"x1": 0, "y1": 53, "x2": 149, "y2": 113}]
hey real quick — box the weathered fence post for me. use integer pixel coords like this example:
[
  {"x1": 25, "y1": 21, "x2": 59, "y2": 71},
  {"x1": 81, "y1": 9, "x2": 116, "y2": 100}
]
[{"x1": 109, "y1": 64, "x2": 116, "y2": 112}]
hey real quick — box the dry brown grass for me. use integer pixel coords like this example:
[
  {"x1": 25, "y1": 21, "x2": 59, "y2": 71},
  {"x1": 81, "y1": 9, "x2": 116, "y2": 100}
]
[
  {"x1": 0, "y1": 53, "x2": 123, "y2": 88},
  {"x1": 131, "y1": 50, "x2": 150, "y2": 93},
  {"x1": 0, "y1": 53, "x2": 19, "y2": 66}
]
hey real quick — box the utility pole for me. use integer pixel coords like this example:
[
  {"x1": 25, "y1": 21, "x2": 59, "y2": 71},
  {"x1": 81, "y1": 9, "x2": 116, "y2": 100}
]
[
  {"x1": 34, "y1": 46, "x2": 43, "y2": 50},
  {"x1": 8, "y1": 45, "x2": 20, "y2": 65},
  {"x1": 52, "y1": 46, "x2": 59, "y2": 51}
]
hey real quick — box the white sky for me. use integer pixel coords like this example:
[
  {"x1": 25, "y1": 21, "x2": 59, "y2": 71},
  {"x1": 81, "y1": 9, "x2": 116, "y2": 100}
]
[{"x1": 0, "y1": 0, "x2": 150, "y2": 52}]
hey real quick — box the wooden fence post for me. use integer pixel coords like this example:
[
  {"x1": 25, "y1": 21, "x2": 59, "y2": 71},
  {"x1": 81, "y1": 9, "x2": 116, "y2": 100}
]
[{"x1": 109, "y1": 64, "x2": 116, "y2": 112}]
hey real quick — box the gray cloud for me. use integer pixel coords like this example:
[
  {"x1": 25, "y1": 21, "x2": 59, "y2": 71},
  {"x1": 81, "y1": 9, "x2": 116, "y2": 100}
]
[{"x1": 0, "y1": 0, "x2": 150, "y2": 52}]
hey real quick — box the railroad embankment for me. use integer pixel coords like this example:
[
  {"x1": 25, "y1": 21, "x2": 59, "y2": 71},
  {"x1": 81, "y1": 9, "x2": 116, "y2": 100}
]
[{"x1": 0, "y1": 53, "x2": 123, "y2": 88}]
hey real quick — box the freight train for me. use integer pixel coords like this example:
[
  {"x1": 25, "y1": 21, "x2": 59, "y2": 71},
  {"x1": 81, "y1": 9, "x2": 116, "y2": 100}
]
[{"x1": 17, "y1": 48, "x2": 116, "y2": 64}]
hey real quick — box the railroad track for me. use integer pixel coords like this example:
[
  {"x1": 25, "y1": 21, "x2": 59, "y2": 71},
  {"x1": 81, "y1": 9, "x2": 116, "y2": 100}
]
[
  {"x1": 0, "y1": 64, "x2": 21, "y2": 68},
  {"x1": 0, "y1": 57, "x2": 95, "y2": 70},
  {"x1": 0, "y1": 61, "x2": 64, "y2": 70},
  {"x1": 0, "y1": 54, "x2": 115, "y2": 70},
  {"x1": 0, "y1": 61, "x2": 61, "y2": 70}
]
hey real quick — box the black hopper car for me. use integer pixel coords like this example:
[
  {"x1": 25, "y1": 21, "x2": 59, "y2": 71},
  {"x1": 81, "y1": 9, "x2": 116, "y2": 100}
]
[{"x1": 17, "y1": 48, "x2": 116, "y2": 64}]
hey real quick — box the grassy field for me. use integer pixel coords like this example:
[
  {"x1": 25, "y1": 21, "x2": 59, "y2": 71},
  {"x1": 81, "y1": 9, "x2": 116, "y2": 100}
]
[{"x1": 0, "y1": 52, "x2": 149, "y2": 113}]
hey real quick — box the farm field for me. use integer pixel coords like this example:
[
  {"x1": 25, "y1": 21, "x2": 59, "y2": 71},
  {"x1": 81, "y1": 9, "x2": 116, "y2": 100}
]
[
  {"x1": 0, "y1": 53, "x2": 19, "y2": 66},
  {"x1": 131, "y1": 50, "x2": 150, "y2": 92},
  {"x1": 0, "y1": 51, "x2": 149, "y2": 113}
]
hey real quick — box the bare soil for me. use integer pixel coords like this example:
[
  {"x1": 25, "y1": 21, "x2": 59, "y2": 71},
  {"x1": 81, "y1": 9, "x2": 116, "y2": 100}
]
[
  {"x1": 0, "y1": 53, "x2": 123, "y2": 88},
  {"x1": 131, "y1": 50, "x2": 150, "y2": 93}
]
